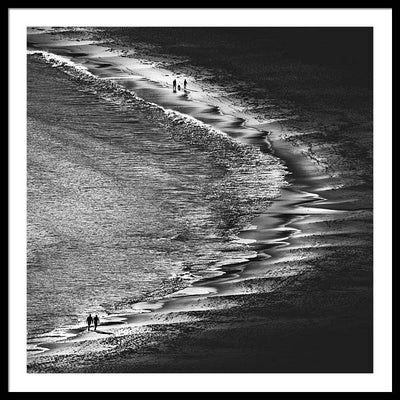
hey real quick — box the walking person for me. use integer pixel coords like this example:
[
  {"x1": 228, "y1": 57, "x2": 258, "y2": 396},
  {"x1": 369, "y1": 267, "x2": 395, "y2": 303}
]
[
  {"x1": 184, "y1": 79, "x2": 187, "y2": 90},
  {"x1": 173, "y1": 79, "x2": 177, "y2": 92},
  {"x1": 93, "y1": 314, "x2": 100, "y2": 331},
  {"x1": 86, "y1": 313, "x2": 93, "y2": 331}
]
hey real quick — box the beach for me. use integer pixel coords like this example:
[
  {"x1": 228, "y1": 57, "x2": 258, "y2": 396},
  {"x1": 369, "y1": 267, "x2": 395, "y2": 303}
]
[{"x1": 26, "y1": 27, "x2": 373, "y2": 373}]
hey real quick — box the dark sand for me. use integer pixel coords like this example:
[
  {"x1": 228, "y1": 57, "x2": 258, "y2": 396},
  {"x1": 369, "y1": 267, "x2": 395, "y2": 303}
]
[{"x1": 27, "y1": 28, "x2": 373, "y2": 373}]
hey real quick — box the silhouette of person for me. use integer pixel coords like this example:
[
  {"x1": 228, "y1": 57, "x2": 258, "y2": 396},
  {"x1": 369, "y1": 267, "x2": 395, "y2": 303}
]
[
  {"x1": 93, "y1": 315, "x2": 100, "y2": 331},
  {"x1": 173, "y1": 79, "x2": 177, "y2": 92},
  {"x1": 86, "y1": 313, "x2": 93, "y2": 331},
  {"x1": 184, "y1": 79, "x2": 187, "y2": 90},
  {"x1": 178, "y1": 84, "x2": 181, "y2": 91}
]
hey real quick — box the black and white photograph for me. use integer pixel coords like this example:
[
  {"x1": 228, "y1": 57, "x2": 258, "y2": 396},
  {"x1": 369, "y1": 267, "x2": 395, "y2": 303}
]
[{"x1": 9, "y1": 8, "x2": 392, "y2": 392}]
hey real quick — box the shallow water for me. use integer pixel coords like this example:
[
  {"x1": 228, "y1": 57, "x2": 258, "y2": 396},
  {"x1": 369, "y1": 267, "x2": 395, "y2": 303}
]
[{"x1": 27, "y1": 50, "x2": 287, "y2": 346}]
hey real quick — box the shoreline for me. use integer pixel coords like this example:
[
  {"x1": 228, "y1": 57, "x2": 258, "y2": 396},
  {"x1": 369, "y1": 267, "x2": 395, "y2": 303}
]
[
  {"x1": 26, "y1": 29, "x2": 294, "y2": 351},
  {"x1": 26, "y1": 28, "x2": 373, "y2": 373}
]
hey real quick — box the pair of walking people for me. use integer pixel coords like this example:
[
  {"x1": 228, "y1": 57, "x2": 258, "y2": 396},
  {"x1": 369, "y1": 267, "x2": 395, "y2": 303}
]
[{"x1": 86, "y1": 313, "x2": 99, "y2": 331}]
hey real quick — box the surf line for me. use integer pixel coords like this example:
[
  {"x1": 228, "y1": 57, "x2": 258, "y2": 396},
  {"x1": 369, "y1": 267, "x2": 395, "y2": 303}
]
[
  {"x1": 154, "y1": 111, "x2": 342, "y2": 295},
  {"x1": 26, "y1": 44, "x2": 340, "y2": 354}
]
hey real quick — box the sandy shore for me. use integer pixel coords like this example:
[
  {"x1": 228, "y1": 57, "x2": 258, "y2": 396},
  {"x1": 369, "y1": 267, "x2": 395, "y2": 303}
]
[
  {"x1": 28, "y1": 212, "x2": 372, "y2": 372},
  {"x1": 27, "y1": 28, "x2": 373, "y2": 373},
  {"x1": 27, "y1": 162, "x2": 373, "y2": 372}
]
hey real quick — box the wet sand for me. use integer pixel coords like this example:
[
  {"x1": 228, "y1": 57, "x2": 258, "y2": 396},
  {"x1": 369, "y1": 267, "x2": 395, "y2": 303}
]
[
  {"x1": 27, "y1": 151, "x2": 372, "y2": 372},
  {"x1": 26, "y1": 28, "x2": 373, "y2": 373},
  {"x1": 27, "y1": 194, "x2": 372, "y2": 372}
]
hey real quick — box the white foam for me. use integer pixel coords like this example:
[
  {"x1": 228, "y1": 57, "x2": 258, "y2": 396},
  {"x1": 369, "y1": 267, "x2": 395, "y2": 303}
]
[
  {"x1": 28, "y1": 50, "x2": 92, "y2": 75},
  {"x1": 27, "y1": 49, "x2": 259, "y2": 156}
]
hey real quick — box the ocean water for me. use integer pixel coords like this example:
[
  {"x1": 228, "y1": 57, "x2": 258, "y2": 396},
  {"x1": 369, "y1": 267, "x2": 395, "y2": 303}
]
[{"x1": 27, "y1": 37, "x2": 287, "y2": 347}]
